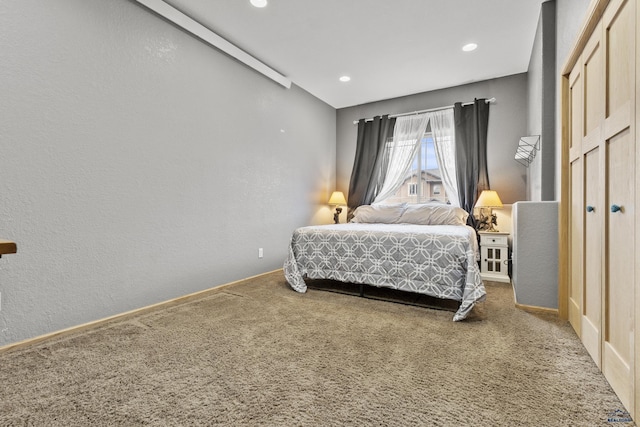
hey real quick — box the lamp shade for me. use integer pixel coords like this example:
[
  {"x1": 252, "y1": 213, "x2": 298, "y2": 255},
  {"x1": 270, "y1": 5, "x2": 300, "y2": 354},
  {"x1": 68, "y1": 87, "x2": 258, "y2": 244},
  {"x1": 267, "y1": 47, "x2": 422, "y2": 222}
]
[
  {"x1": 475, "y1": 190, "x2": 503, "y2": 208},
  {"x1": 328, "y1": 191, "x2": 347, "y2": 206}
]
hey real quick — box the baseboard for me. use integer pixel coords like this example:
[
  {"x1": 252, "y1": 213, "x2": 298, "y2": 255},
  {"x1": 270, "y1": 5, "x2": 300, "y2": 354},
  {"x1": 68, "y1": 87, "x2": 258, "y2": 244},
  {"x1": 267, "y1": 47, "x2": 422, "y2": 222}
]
[
  {"x1": 509, "y1": 280, "x2": 558, "y2": 315},
  {"x1": 514, "y1": 302, "x2": 559, "y2": 315},
  {"x1": 0, "y1": 269, "x2": 284, "y2": 354}
]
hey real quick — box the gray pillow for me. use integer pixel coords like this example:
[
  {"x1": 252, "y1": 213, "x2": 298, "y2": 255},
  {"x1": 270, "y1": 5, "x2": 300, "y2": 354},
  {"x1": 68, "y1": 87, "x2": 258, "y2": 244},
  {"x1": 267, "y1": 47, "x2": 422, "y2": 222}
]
[
  {"x1": 398, "y1": 203, "x2": 469, "y2": 225},
  {"x1": 350, "y1": 203, "x2": 407, "y2": 223}
]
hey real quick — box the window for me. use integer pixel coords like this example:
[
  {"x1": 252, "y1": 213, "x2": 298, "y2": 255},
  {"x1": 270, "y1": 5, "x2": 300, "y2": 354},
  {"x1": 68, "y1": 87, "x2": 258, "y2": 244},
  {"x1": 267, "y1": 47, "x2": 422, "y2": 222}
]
[{"x1": 381, "y1": 133, "x2": 449, "y2": 204}]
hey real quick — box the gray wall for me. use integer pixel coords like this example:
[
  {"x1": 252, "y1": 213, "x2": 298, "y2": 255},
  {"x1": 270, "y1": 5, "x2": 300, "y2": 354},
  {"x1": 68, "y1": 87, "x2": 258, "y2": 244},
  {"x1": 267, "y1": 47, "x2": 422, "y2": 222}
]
[
  {"x1": 527, "y1": 0, "x2": 557, "y2": 201},
  {"x1": 512, "y1": 201, "x2": 559, "y2": 308},
  {"x1": 524, "y1": 0, "x2": 591, "y2": 202},
  {"x1": 555, "y1": 0, "x2": 592, "y2": 198},
  {"x1": 336, "y1": 74, "x2": 528, "y2": 205},
  {"x1": 518, "y1": 0, "x2": 590, "y2": 309},
  {"x1": 0, "y1": 0, "x2": 335, "y2": 346}
]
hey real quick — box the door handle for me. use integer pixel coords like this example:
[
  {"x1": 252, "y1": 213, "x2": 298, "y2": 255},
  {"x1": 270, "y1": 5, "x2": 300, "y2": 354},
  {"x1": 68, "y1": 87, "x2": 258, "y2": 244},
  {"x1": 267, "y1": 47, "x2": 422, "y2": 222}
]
[
  {"x1": 610, "y1": 204, "x2": 622, "y2": 213},
  {"x1": 586, "y1": 205, "x2": 595, "y2": 213}
]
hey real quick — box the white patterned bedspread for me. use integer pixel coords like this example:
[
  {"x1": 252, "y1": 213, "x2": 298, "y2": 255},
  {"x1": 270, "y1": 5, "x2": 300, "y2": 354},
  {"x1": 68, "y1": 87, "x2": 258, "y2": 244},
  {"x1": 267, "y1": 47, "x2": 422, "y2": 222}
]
[{"x1": 284, "y1": 223, "x2": 486, "y2": 321}]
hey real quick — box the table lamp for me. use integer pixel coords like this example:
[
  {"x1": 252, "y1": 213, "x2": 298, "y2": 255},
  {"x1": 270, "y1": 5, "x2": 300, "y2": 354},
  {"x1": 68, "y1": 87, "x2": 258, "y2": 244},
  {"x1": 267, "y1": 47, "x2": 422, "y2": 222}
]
[
  {"x1": 474, "y1": 190, "x2": 503, "y2": 232},
  {"x1": 328, "y1": 191, "x2": 347, "y2": 224}
]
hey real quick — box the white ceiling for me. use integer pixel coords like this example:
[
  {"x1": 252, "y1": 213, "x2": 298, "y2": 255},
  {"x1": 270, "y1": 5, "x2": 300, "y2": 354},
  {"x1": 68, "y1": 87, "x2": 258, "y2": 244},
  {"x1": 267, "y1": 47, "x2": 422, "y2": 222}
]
[{"x1": 163, "y1": 0, "x2": 547, "y2": 109}]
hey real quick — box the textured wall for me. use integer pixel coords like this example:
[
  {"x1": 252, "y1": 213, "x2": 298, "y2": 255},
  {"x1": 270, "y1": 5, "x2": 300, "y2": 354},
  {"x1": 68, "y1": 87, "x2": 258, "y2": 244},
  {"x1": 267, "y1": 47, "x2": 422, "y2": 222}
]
[
  {"x1": 512, "y1": 201, "x2": 559, "y2": 309},
  {"x1": 528, "y1": 0, "x2": 591, "y2": 202},
  {"x1": 527, "y1": 0, "x2": 556, "y2": 202},
  {"x1": 0, "y1": 0, "x2": 335, "y2": 346},
  {"x1": 555, "y1": 0, "x2": 592, "y2": 198},
  {"x1": 527, "y1": 6, "x2": 544, "y2": 201},
  {"x1": 336, "y1": 74, "x2": 528, "y2": 205}
]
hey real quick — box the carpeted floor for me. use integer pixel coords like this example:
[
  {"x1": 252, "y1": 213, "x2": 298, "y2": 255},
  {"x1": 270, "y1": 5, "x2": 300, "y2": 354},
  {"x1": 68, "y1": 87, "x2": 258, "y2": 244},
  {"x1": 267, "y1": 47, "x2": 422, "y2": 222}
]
[{"x1": 0, "y1": 271, "x2": 635, "y2": 426}]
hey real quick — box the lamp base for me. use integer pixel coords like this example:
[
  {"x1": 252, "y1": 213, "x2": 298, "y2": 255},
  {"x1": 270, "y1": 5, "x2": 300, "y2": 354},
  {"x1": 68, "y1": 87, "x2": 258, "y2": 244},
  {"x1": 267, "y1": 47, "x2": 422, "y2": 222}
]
[
  {"x1": 484, "y1": 223, "x2": 499, "y2": 232},
  {"x1": 333, "y1": 207, "x2": 343, "y2": 224},
  {"x1": 476, "y1": 208, "x2": 498, "y2": 232}
]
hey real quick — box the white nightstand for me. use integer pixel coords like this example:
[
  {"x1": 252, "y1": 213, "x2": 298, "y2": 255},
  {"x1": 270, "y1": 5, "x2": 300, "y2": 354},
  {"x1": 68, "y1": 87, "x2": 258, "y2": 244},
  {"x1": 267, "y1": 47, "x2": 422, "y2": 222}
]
[{"x1": 478, "y1": 231, "x2": 510, "y2": 283}]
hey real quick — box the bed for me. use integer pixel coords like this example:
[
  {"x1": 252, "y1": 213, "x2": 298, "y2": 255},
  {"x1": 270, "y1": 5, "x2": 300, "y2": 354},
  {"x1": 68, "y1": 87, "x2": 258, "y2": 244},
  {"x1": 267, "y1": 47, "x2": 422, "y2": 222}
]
[{"x1": 283, "y1": 203, "x2": 486, "y2": 321}]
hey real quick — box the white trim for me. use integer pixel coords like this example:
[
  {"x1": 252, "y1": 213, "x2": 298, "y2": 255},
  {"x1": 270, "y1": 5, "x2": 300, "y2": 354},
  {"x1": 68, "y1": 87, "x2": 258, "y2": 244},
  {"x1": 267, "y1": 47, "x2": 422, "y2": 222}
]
[{"x1": 133, "y1": 0, "x2": 292, "y2": 89}]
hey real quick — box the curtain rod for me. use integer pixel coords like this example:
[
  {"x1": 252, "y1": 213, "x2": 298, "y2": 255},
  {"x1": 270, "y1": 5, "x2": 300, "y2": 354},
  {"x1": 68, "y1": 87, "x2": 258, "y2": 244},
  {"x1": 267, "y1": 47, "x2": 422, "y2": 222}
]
[{"x1": 352, "y1": 97, "x2": 496, "y2": 125}]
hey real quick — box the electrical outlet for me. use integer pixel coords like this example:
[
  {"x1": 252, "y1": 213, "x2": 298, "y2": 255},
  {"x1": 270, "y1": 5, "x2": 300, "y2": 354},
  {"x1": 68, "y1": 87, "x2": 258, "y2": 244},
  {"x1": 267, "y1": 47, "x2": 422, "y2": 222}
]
[{"x1": 258, "y1": 248, "x2": 264, "y2": 258}]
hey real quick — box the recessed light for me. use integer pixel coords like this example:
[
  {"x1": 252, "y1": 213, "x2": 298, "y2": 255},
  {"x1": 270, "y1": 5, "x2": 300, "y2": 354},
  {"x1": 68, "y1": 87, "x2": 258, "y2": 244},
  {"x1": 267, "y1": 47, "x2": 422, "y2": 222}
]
[
  {"x1": 339, "y1": 76, "x2": 351, "y2": 82},
  {"x1": 462, "y1": 43, "x2": 478, "y2": 52},
  {"x1": 250, "y1": 0, "x2": 267, "y2": 8}
]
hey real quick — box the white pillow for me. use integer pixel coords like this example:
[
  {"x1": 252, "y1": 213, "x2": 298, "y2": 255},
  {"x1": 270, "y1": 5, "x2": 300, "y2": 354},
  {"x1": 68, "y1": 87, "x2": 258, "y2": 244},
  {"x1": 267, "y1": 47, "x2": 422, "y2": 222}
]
[
  {"x1": 398, "y1": 203, "x2": 469, "y2": 226},
  {"x1": 351, "y1": 203, "x2": 407, "y2": 224}
]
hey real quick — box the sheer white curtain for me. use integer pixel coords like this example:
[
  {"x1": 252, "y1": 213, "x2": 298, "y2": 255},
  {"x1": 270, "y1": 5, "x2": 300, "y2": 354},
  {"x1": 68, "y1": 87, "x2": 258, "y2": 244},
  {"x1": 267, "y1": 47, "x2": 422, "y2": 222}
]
[
  {"x1": 373, "y1": 114, "x2": 430, "y2": 204},
  {"x1": 429, "y1": 108, "x2": 460, "y2": 207}
]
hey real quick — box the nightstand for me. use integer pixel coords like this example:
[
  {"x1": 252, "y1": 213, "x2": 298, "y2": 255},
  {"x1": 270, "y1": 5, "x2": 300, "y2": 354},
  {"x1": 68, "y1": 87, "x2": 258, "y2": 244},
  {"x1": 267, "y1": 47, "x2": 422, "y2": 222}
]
[{"x1": 478, "y1": 231, "x2": 510, "y2": 283}]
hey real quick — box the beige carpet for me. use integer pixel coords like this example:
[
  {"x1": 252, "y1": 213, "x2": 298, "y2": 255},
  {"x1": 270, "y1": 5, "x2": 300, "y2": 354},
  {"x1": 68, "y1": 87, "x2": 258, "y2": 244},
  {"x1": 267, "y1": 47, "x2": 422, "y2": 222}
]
[{"x1": 0, "y1": 271, "x2": 635, "y2": 426}]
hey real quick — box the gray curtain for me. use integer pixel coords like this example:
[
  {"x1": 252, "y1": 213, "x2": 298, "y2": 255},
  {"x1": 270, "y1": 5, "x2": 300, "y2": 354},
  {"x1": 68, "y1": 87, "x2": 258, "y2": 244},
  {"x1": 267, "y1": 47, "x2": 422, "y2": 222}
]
[
  {"x1": 347, "y1": 115, "x2": 395, "y2": 220},
  {"x1": 454, "y1": 99, "x2": 490, "y2": 228}
]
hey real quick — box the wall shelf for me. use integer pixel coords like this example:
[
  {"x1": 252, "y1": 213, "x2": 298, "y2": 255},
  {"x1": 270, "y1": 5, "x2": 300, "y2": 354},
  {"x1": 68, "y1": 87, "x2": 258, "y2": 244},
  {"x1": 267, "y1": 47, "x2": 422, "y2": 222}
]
[
  {"x1": 515, "y1": 135, "x2": 540, "y2": 166},
  {"x1": 0, "y1": 239, "x2": 17, "y2": 258}
]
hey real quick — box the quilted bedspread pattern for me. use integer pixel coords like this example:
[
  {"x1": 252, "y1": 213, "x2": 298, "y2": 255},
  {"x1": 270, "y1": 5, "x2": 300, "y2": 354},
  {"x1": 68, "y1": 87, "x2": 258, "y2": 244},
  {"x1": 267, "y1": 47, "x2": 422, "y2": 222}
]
[{"x1": 284, "y1": 223, "x2": 486, "y2": 321}]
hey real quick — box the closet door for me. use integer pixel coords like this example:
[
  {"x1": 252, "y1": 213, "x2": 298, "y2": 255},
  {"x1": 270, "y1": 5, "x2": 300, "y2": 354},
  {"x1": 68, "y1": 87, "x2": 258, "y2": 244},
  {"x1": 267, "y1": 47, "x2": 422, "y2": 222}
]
[
  {"x1": 562, "y1": 0, "x2": 638, "y2": 419},
  {"x1": 602, "y1": 0, "x2": 635, "y2": 413},
  {"x1": 568, "y1": 64, "x2": 583, "y2": 335},
  {"x1": 582, "y1": 146, "x2": 602, "y2": 366},
  {"x1": 580, "y1": 22, "x2": 605, "y2": 364}
]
